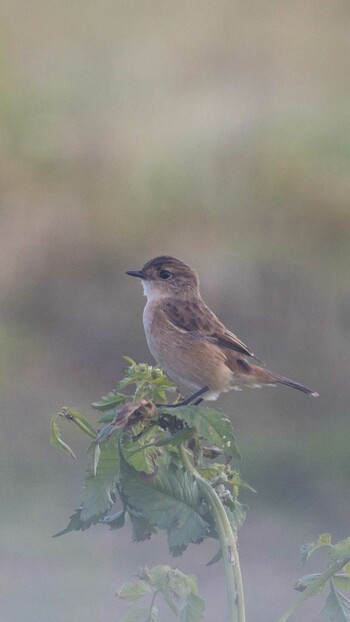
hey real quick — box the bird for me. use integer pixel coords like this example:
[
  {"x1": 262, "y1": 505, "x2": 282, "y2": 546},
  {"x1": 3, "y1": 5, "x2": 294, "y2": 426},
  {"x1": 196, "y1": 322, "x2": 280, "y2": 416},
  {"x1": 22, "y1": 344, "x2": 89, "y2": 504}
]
[{"x1": 126, "y1": 256, "x2": 318, "y2": 406}]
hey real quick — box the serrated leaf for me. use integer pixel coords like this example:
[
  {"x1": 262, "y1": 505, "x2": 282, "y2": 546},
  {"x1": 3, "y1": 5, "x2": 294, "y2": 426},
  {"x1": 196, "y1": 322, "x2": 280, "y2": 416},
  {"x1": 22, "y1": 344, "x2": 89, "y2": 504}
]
[
  {"x1": 50, "y1": 417, "x2": 76, "y2": 459},
  {"x1": 53, "y1": 507, "x2": 101, "y2": 537},
  {"x1": 301, "y1": 533, "x2": 332, "y2": 563},
  {"x1": 138, "y1": 566, "x2": 159, "y2": 584},
  {"x1": 55, "y1": 434, "x2": 121, "y2": 535},
  {"x1": 330, "y1": 539, "x2": 350, "y2": 562},
  {"x1": 179, "y1": 592, "x2": 205, "y2": 622},
  {"x1": 118, "y1": 363, "x2": 174, "y2": 402},
  {"x1": 80, "y1": 435, "x2": 121, "y2": 521},
  {"x1": 118, "y1": 581, "x2": 152, "y2": 601},
  {"x1": 321, "y1": 582, "x2": 350, "y2": 621},
  {"x1": 92, "y1": 391, "x2": 127, "y2": 411},
  {"x1": 142, "y1": 565, "x2": 196, "y2": 598},
  {"x1": 118, "y1": 377, "x2": 139, "y2": 390},
  {"x1": 101, "y1": 509, "x2": 125, "y2": 530},
  {"x1": 121, "y1": 459, "x2": 211, "y2": 554},
  {"x1": 139, "y1": 566, "x2": 204, "y2": 622},
  {"x1": 168, "y1": 569, "x2": 198, "y2": 600},
  {"x1": 164, "y1": 406, "x2": 241, "y2": 460},
  {"x1": 153, "y1": 428, "x2": 195, "y2": 448},
  {"x1": 129, "y1": 512, "x2": 157, "y2": 542},
  {"x1": 121, "y1": 429, "x2": 164, "y2": 475},
  {"x1": 170, "y1": 544, "x2": 187, "y2": 557}
]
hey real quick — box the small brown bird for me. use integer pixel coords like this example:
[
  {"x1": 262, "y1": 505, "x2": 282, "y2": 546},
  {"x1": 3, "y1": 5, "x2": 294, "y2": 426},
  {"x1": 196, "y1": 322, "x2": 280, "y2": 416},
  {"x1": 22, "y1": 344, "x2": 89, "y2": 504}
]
[{"x1": 126, "y1": 256, "x2": 318, "y2": 406}]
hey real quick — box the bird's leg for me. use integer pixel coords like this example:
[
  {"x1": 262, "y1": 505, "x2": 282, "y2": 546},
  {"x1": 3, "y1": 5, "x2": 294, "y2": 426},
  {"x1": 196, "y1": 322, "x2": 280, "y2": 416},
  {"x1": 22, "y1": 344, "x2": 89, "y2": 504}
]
[
  {"x1": 192, "y1": 397, "x2": 204, "y2": 406},
  {"x1": 156, "y1": 386, "x2": 209, "y2": 409}
]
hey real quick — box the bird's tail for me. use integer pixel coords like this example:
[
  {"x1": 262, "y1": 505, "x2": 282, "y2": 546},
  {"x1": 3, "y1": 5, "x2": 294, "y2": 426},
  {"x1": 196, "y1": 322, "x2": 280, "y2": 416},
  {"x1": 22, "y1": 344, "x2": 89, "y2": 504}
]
[{"x1": 248, "y1": 365, "x2": 319, "y2": 397}]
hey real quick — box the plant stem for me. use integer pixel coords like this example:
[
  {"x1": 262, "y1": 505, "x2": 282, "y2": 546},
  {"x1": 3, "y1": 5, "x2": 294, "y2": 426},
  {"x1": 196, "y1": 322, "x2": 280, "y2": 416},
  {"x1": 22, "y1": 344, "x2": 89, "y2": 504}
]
[
  {"x1": 179, "y1": 444, "x2": 246, "y2": 622},
  {"x1": 276, "y1": 558, "x2": 350, "y2": 622},
  {"x1": 147, "y1": 590, "x2": 159, "y2": 621}
]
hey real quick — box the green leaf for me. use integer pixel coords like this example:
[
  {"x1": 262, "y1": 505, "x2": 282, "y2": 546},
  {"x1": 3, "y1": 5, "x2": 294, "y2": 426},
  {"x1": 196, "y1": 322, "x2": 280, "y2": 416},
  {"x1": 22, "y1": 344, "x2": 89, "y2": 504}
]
[
  {"x1": 153, "y1": 428, "x2": 195, "y2": 448},
  {"x1": 92, "y1": 391, "x2": 127, "y2": 411},
  {"x1": 96, "y1": 422, "x2": 117, "y2": 443},
  {"x1": 55, "y1": 434, "x2": 121, "y2": 535},
  {"x1": 123, "y1": 356, "x2": 137, "y2": 366},
  {"x1": 121, "y1": 460, "x2": 211, "y2": 555},
  {"x1": 50, "y1": 417, "x2": 76, "y2": 459},
  {"x1": 118, "y1": 362, "x2": 175, "y2": 402},
  {"x1": 142, "y1": 565, "x2": 196, "y2": 597},
  {"x1": 151, "y1": 377, "x2": 175, "y2": 387},
  {"x1": 227, "y1": 471, "x2": 256, "y2": 494},
  {"x1": 62, "y1": 407, "x2": 97, "y2": 438},
  {"x1": 168, "y1": 569, "x2": 198, "y2": 601},
  {"x1": 179, "y1": 592, "x2": 205, "y2": 622},
  {"x1": 99, "y1": 410, "x2": 117, "y2": 423},
  {"x1": 121, "y1": 428, "x2": 165, "y2": 475},
  {"x1": 129, "y1": 512, "x2": 157, "y2": 542},
  {"x1": 301, "y1": 533, "x2": 332, "y2": 563},
  {"x1": 330, "y1": 539, "x2": 350, "y2": 562},
  {"x1": 101, "y1": 509, "x2": 125, "y2": 530},
  {"x1": 53, "y1": 507, "x2": 101, "y2": 537},
  {"x1": 321, "y1": 581, "x2": 350, "y2": 621},
  {"x1": 197, "y1": 464, "x2": 224, "y2": 481},
  {"x1": 225, "y1": 498, "x2": 247, "y2": 533},
  {"x1": 139, "y1": 566, "x2": 204, "y2": 622},
  {"x1": 80, "y1": 435, "x2": 121, "y2": 521},
  {"x1": 164, "y1": 406, "x2": 241, "y2": 460},
  {"x1": 118, "y1": 581, "x2": 152, "y2": 601},
  {"x1": 334, "y1": 576, "x2": 350, "y2": 593}
]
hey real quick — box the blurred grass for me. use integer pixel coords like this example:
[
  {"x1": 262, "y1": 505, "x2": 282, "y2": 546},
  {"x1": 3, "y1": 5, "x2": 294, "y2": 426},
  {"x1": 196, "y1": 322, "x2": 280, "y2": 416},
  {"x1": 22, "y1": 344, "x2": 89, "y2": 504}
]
[{"x1": 1, "y1": 1, "x2": 350, "y2": 621}]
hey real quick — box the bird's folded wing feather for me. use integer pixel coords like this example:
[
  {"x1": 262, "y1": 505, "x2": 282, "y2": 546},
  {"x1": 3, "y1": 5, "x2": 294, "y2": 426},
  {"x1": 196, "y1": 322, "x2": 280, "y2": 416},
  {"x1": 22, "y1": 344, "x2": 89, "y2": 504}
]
[{"x1": 163, "y1": 300, "x2": 261, "y2": 361}]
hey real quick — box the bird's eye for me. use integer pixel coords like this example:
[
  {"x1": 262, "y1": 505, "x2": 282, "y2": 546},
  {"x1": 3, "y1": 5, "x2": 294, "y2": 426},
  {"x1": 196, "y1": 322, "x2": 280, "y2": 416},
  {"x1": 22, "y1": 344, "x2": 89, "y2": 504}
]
[{"x1": 159, "y1": 270, "x2": 171, "y2": 280}]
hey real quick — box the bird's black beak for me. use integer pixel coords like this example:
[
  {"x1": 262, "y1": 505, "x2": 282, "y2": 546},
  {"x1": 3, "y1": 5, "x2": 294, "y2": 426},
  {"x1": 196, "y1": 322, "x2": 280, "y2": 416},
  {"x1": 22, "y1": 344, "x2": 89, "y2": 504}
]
[{"x1": 126, "y1": 270, "x2": 146, "y2": 279}]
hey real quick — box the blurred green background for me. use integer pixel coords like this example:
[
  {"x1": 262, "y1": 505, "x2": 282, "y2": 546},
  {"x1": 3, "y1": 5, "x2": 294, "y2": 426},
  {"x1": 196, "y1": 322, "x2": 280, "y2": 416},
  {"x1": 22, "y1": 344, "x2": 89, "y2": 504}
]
[{"x1": 1, "y1": 2, "x2": 349, "y2": 620}]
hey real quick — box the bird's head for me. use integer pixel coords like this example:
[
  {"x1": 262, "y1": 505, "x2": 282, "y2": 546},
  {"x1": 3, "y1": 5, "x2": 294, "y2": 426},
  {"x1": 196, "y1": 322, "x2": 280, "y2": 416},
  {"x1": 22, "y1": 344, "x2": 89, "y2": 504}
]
[{"x1": 126, "y1": 256, "x2": 199, "y2": 299}]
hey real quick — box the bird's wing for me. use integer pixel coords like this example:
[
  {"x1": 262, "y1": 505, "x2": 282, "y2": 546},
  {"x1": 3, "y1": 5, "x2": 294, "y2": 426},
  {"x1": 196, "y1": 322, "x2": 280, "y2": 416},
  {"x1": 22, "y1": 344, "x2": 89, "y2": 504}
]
[{"x1": 163, "y1": 299, "x2": 262, "y2": 362}]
